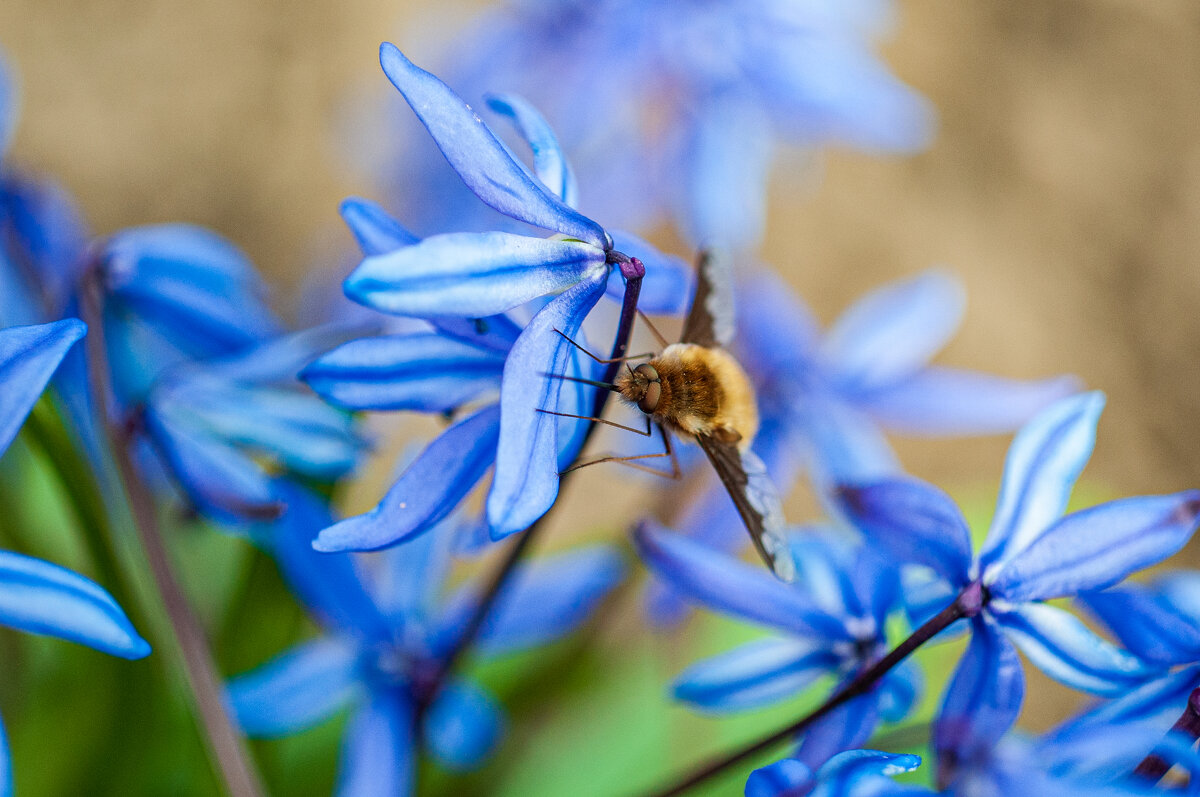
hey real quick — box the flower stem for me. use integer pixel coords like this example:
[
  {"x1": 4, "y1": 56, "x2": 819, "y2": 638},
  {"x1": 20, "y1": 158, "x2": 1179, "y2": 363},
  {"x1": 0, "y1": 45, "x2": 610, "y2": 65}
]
[
  {"x1": 80, "y1": 267, "x2": 265, "y2": 797},
  {"x1": 641, "y1": 583, "x2": 981, "y2": 797},
  {"x1": 415, "y1": 260, "x2": 644, "y2": 718},
  {"x1": 1133, "y1": 686, "x2": 1200, "y2": 783}
]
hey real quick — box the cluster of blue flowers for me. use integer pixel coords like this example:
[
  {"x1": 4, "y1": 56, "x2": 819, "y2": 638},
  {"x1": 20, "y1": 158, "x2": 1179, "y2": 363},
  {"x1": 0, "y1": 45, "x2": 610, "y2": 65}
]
[{"x1": 2, "y1": 3, "x2": 1199, "y2": 796}]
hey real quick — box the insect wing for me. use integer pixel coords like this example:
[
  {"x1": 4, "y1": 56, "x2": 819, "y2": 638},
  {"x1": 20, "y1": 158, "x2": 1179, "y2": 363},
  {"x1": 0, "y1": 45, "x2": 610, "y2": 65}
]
[
  {"x1": 679, "y1": 249, "x2": 736, "y2": 349},
  {"x1": 695, "y1": 435, "x2": 795, "y2": 582}
]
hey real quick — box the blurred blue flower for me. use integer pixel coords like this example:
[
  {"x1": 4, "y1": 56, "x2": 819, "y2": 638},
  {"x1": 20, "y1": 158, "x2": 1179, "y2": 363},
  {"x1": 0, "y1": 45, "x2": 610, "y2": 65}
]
[
  {"x1": 636, "y1": 525, "x2": 920, "y2": 769},
  {"x1": 0, "y1": 318, "x2": 151, "y2": 797},
  {"x1": 836, "y1": 391, "x2": 1200, "y2": 783},
  {"x1": 381, "y1": 0, "x2": 932, "y2": 251},
  {"x1": 229, "y1": 484, "x2": 626, "y2": 793},
  {"x1": 747, "y1": 749, "x2": 928, "y2": 797}
]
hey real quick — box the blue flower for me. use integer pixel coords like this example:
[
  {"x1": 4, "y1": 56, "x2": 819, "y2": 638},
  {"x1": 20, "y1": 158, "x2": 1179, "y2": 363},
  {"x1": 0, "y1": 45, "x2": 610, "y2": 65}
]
[
  {"x1": 747, "y1": 749, "x2": 928, "y2": 797},
  {"x1": 835, "y1": 391, "x2": 1200, "y2": 783},
  {"x1": 0, "y1": 319, "x2": 150, "y2": 797},
  {"x1": 636, "y1": 525, "x2": 920, "y2": 769},
  {"x1": 229, "y1": 484, "x2": 626, "y2": 794}
]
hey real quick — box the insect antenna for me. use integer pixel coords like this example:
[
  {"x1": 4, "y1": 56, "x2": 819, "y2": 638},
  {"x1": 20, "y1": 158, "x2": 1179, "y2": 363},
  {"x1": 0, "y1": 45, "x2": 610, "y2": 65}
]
[
  {"x1": 553, "y1": 328, "x2": 654, "y2": 364},
  {"x1": 636, "y1": 309, "x2": 670, "y2": 349},
  {"x1": 534, "y1": 408, "x2": 653, "y2": 437}
]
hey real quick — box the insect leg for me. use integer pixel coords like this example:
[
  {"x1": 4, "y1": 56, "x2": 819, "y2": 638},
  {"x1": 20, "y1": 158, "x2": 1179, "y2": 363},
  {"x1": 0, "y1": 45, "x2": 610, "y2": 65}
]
[
  {"x1": 534, "y1": 408, "x2": 654, "y2": 436},
  {"x1": 636, "y1": 309, "x2": 670, "y2": 349},
  {"x1": 560, "y1": 450, "x2": 677, "y2": 478}
]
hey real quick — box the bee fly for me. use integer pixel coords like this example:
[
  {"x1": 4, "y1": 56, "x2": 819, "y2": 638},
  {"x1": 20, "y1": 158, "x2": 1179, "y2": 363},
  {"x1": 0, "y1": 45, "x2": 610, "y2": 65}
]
[{"x1": 543, "y1": 250, "x2": 795, "y2": 582}]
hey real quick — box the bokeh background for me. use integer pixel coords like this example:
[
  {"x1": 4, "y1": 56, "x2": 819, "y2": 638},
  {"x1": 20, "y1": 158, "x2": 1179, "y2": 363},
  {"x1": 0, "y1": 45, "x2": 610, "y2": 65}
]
[{"x1": 2, "y1": 1, "x2": 1200, "y2": 794}]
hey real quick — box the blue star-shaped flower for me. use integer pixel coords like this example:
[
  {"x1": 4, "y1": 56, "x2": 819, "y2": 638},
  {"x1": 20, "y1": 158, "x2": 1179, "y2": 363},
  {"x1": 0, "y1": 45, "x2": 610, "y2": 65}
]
[
  {"x1": 836, "y1": 391, "x2": 1200, "y2": 784},
  {"x1": 228, "y1": 484, "x2": 626, "y2": 794},
  {"x1": 636, "y1": 526, "x2": 920, "y2": 769}
]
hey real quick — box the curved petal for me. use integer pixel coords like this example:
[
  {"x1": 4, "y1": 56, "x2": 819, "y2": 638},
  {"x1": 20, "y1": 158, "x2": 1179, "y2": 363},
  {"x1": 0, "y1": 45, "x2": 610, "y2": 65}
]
[
  {"x1": 795, "y1": 693, "x2": 881, "y2": 772},
  {"x1": 800, "y1": 398, "x2": 900, "y2": 493},
  {"x1": 978, "y1": 391, "x2": 1105, "y2": 571},
  {"x1": 813, "y1": 750, "x2": 924, "y2": 795},
  {"x1": 228, "y1": 637, "x2": 361, "y2": 736},
  {"x1": 1077, "y1": 582, "x2": 1200, "y2": 667},
  {"x1": 672, "y1": 638, "x2": 836, "y2": 712},
  {"x1": 339, "y1": 196, "x2": 420, "y2": 255},
  {"x1": 735, "y1": 268, "x2": 821, "y2": 389},
  {"x1": 746, "y1": 758, "x2": 814, "y2": 797},
  {"x1": 820, "y1": 270, "x2": 964, "y2": 392},
  {"x1": 344, "y1": 231, "x2": 606, "y2": 318},
  {"x1": 315, "y1": 404, "x2": 500, "y2": 552},
  {"x1": 860, "y1": 368, "x2": 1081, "y2": 437},
  {"x1": 378, "y1": 43, "x2": 608, "y2": 249},
  {"x1": 0, "y1": 550, "x2": 149, "y2": 658},
  {"x1": 993, "y1": 602, "x2": 1154, "y2": 695},
  {"x1": 301, "y1": 333, "x2": 505, "y2": 412},
  {"x1": 877, "y1": 658, "x2": 923, "y2": 724},
  {"x1": 485, "y1": 93, "x2": 578, "y2": 207},
  {"x1": 988, "y1": 491, "x2": 1200, "y2": 603},
  {"x1": 0, "y1": 319, "x2": 86, "y2": 456},
  {"x1": 1158, "y1": 571, "x2": 1200, "y2": 623},
  {"x1": 836, "y1": 479, "x2": 972, "y2": 586},
  {"x1": 423, "y1": 679, "x2": 504, "y2": 771},
  {"x1": 634, "y1": 522, "x2": 849, "y2": 641},
  {"x1": 427, "y1": 313, "x2": 522, "y2": 354},
  {"x1": 486, "y1": 271, "x2": 607, "y2": 538},
  {"x1": 436, "y1": 545, "x2": 626, "y2": 657},
  {"x1": 604, "y1": 230, "x2": 693, "y2": 316},
  {"x1": 335, "y1": 689, "x2": 414, "y2": 797},
  {"x1": 1062, "y1": 664, "x2": 1200, "y2": 731},
  {"x1": 933, "y1": 617, "x2": 1024, "y2": 769}
]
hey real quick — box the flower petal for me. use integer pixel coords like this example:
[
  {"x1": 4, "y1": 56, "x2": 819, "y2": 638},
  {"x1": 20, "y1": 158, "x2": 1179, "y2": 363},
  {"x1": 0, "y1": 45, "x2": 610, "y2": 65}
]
[
  {"x1": 820, "y1": 270, "x2": 964, "y2": 392},
  {"x1": 228, "y1": 637, "x2": 361, "y2": 736},
  {"x1": 0, "y1": 550, "x2": 149, "y2": 658},
  {"x1": 302, "y1": 333, "x2": 505, "y2": 412},
  {"x1": 335, "y1": 690, "x2": 415, "y2": 797},
  {"x1": 485, "y1": 93, "x2": 578, "y2": 207},
  {"x1": 746, "y1": 758, "x2": 814, "y2": 797},
  {"x1": 860, "y1": 367, "x2": 1081, "y2": 437},
  {"x1": 934, "y1": 617, "x2": 1024, "y2": 771},
  {"x1": 735, "y1": 268, "x2": 822, "y2": 389},
  {"x1": 877, "y1": 658, "x2": 923, "y2": 724},
  {"x1": 795, "y1": 693, "x2": 880, "y2": 772},
  {"x1": 1077, "y1": 580, "x2": 1200, "y2": 667},
  {"x1": 436, "y1": 545, "x2": 626, "y2": 657},
  {"x1": 634, "y1": 522, "x2": 850, "y2": 641},
  {"x1": 344, "y1": 231, "x2": 606, "y2": 318},
  {"x1": 813, "y1": 750, "x2": 925, "y2": 795},
  {"x1": 486, "y1": 271, "x2": 607, "y2": 538},
  {"x1": 993, "y1": 602, "x2": 1154, "y2": 695},
  {"x1": 988, "y1": 491, "x2": 1200, "y2": 603},
  {"x1": 339, "y1": 196, "x2": 420, "y2": 256},
  {"x1": 315, "y1": 404, "x2": 501, "y2": 552},
  {"x1": 423, "y1": 679, "x2": 504, "y2": 771},
  {"x1": 604, "y1": 230, "x2": 694, "y2": 316},
  {"x1": 0, "y1": 319, "x2": 85, "y2": 456},
  {"x1": 836, "y1": 479, "x2": 973, "y2": 586},
  {"x1": 978, "y1": 391, "x2": 1105, "y2": 571},
  {"x1": 0, "y1": 713, "x2": 9, "y2": 797},
  {"x1": 671, "y1": 637, "x2": 835, "y2": 712},
  {"x1": 378, "y1": 43, "x2": 608, "y2": 249},
  {"x1": 1062, "y1": 664, "x2": 1200, "y2": 731}
]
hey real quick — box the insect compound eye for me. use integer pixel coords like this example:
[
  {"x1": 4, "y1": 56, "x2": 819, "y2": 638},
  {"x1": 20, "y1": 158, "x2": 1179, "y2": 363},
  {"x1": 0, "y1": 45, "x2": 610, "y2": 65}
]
[
  {"x1": 638, "y1": 380, "x2": 661, "y2": 413},
  {"x1": 633, "y1": 363, "x2": 659, "y2": 382}
]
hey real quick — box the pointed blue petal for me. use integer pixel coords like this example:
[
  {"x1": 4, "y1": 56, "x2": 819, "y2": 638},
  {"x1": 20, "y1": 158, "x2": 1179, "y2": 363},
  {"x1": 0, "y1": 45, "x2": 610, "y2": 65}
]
[
  {"x1": 801, "y1": 398, "x2": 901, "y2": 492},
  {"x1": 486, "y1": 271, "x2": 607, "y2": 538},
  {"x1": 860, "y1": 368, "x2": 1081, "y2": 437},
  {"x1": 485, "y1": 93, "x2": 578, "y2": 207},
  {"x1": 978, "y1": 391, "x2": 1105, "y2": 571},
  {"x1": 993, "y1": 602, "x2": 1154, "y2": 695},
  {"x1": 302, "y1": 333, "x2": 505, "y2": 412},
  {"x1": 813, "y1": 750, "x2": 924, "y2": 794},
  {"x1": 437, "y1": 545, "x2": 626, "y2": 657},
  {"x1": 672, "y1": 638, "x2": 835, "y2": 712},
  {"x1": 378, "y1": 43, "x2": 608, "y2": 249},
  {"x1": 877, "y1": 657, "x2": 923, "y2": 723},
  {"x1": 820, "y1": 270, "x2": 964, "y2": 392},
  {"x1": 316, "y1": 405, "x2": 500, "y2": 552},
  {"x1": 339, "y1": 196, "x2": 419, "y2": 255},
  {"x1": 427, "y1": 314, "x2": 522, "y2": 354},
  {"x1": 0, "y1": 319, "x2": 85, "y2": 456},
  {"x1": 735, "y1": 268, "x2": 821, "y2": 389},
  {"x1": 345, "y1": 231, "x2": 607, "y2": 319},
  {"x1": 0, "y1": 550, "x2": 149, "y2": 658},
  {"x1": 901, "y1": 567, "x2": 962, "y2": 636},
  {"x1": 1157, "y1": 570, "x2": 1200, "y2": 624},
  {"x1": 335, "y1": 690, "x2": 414, "y2": 797},
  {"x1": 836, "y1": 479, "x2": 972, "y2": 586},
  {"x1": 634, "y1": 522, "x2": 850, "y2": 641},
  {"x1": 1078, "y1": 581, "x2": 1200, "y2": 667},
  {"x1": 373, "y1": 513, "x2": 458, "y2": 629},
  {"x1": 745, "y1": 758, "x2": 814, "y2": 797},
  {"x1": 1063, "y1": 664, "x2": 1200, "y2": 731},
  {"x1": 934, "y1": 617, "x2": 1024, "y2": 767},
  {"x1": 228, "y1": 637, "x2": 361, "y2": 736},
  {"x1": 988, "y1": 491, "x2": 1200, "y2": 603},
  {"x1": 423, "y1": 679, "x2": 504, "y2": 771},
  {"x1": 604, "y1": 230, "x2": 693, "y2": 316},
  {"x1": 795, "y1": 693, "x2": 880, "y2": 772}
]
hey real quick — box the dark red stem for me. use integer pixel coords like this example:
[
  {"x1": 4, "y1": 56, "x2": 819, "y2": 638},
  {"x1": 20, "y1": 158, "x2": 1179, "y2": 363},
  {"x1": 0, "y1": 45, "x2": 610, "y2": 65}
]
[{"x1": 1133, "y1": 686, "x2": 1200, "y2": 782}]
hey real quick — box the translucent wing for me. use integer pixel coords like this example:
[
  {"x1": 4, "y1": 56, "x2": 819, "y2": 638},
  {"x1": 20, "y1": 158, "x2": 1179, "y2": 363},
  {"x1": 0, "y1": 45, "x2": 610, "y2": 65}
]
[
  {"x1": 679, "y1": 249, "x2": 736, "y2": 348},
  {"x1": 695, "y1": 435, "x2": 795, "y2": 582}
]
